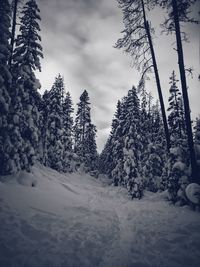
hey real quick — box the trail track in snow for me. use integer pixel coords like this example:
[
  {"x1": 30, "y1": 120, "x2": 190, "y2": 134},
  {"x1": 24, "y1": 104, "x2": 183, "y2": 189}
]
[{"x1": 0, "y1": 164, "x2": 200, "y2": 267}]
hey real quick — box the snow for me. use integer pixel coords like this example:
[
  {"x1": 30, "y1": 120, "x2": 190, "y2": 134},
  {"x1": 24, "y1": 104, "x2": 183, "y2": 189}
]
[
  {"x1": 172, "y1": 161, "x2": 186, "y2": 172},
  {"x1": 0, "y1": 164, "x2": 200, "y2": 267},
  {"x1": 186, "y1": 183, "x2": 200, "y2": 205}
]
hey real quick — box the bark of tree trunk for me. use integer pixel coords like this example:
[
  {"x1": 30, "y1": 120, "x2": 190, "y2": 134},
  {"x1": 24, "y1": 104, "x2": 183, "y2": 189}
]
[
  {"x1": 141, "y1": 0, "x2": 171, "y2": 151},
  {"x1": 172, "y1": 0, "x2": 198, "y2": 183},
  {"x1": 9, "y1": 0, "x2": 19, "y2": 68}
]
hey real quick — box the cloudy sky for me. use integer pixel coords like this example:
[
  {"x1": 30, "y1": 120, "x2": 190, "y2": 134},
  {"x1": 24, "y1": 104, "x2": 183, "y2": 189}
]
[{"x1": 36, "y1": 0, "x2": 200, "y2": 152}]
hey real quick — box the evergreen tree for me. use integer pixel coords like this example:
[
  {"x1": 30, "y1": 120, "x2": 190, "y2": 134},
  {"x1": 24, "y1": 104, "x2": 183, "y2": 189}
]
[
  {"x1": 194, "y1": 118, "x2": 200, "y2": 145},
  {"x1": 143, "y1": 103, "x2": 166, "y2": 192},
  {"x1": 85, "y1": 123, "x2": 98, "y2": 171},
  {"x1": 99, "y1": 137, "x2": 114, "y2": 177},
  {"x1": 8, "y1": 0, "x2": 43, "y2": 172},
  {"x1": 122, "y1": 87, "x2": 143, "y2": 198},
  {"x1": 40, "y1": 89, "x2": 50, "y2": 165},
  {"x1": 13, "y1": 0, "x2": 43, "y2": 72},
  {"x1": 0, "y1": 0, "x2": 13, "y2": 174},
  {"x1": 139, "y1": 86, "x2": 152, "y2": 184},
  {"x1": 74, "y1": 90, "x2": 98, "y2": 172},
  {"x1": 165, "y1": 71, "x2": 189, "y2": 204},
  {"x1": 45, "y1": 75, "x2": 64, "y2": 171},
  {"x1": 110, "y1": 101, "x2": 124, "y2": 185},
  {"x1": 167, "y1": 71, "x2": 186, "y2": 145},
  {"x1": 62, "y1": 92, "x2": 74, "y2": 172}
]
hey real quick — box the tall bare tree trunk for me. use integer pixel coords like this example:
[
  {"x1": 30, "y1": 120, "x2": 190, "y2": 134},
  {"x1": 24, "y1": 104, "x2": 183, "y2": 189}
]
[
  {"x1": 141, "y1": 0, "x2": 171, "y2": 151},
  {"x1": 172, "y1": 0, "x2": 198, "y2": 183},
  {"x1": 9, "y1": 0, "x2": 19, "y2": 67}
]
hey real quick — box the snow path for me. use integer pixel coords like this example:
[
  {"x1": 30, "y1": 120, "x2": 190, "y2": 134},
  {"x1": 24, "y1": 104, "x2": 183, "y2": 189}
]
[{"x1": 0, "y1": 165, "x2": 200, "y2": 267}]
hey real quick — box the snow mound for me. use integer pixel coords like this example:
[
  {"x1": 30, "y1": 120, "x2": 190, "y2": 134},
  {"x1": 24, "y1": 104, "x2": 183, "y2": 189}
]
[{"x1": 186, "y1": 183, "x2": 200, "y2": 204}]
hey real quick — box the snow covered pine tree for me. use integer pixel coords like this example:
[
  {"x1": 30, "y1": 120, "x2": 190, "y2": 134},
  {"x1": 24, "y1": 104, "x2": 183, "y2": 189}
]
[
  {"x1": 122, "y1": 87, "x2": 143, "y2": 198},
  {"x1": 74, "y1": 90, "x2": 98, "y2": 173},
  {"x1": 10, "y1": 0, "x2": 43, "y2": 172},
  {"x1": 44, "y1": 74, "x2": 65, "y2": 171},
  {"x1": 166, "y1": 71, "x2": 189, "y2": 204},
  {"x1": 62, "y1": 92, "x2": 74, "y2": 172}
]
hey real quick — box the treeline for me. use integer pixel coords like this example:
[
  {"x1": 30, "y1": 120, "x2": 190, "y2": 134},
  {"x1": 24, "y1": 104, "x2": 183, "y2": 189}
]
[
  {"x1": 0, "y1": 0, "x2": 98, "y2": 175},
  {"x1": 99, "y1": 72, "x2": 200, "y2": 204}
]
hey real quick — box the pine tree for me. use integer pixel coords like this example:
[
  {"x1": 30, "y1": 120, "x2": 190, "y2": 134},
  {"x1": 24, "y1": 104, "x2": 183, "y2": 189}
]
[
  {"x1": 40, "y1": 89, "x2": 50, "y2": 165},
  {"x1": 0, "y1": 0, "x2": 13, "y2": 174},
  {"x1": 122, "y1": 87, "x2": 143, "y2": 198},
  {"x1": 85, "y1": 123, "x2": 98, "y2": 171},
  {"x1": 139, "y1": 86, "x2": 152, "y2": 185},
  {"x1": 143, "y1": 103, "x2": 166, "y2": 192},
  {"x1": 8, "y1": 0, "x2": 43, "y2": 172},
  {"x1": 62, "y1": 92, "x2": 74, "y2": 172},
  {"x1": 13, "y1": 0, "x2": 43, "y2": 72},
  {"x1": 165, "y1": 71, "x2": 189, "y2": 204},
  {"x1": 45, "y1": 75, "x2": 64, "y2": 171},
  {"x1": 99, "y1": 137, "x2": 113, "y2": 177},
  {"x1": 99, "y1": 101, "x2": 124, "y2": 181},
  {"x1": 167, "y1": 71, "x2": 186, "y2": 145},
  {"x1": 74, "y1": 90, "x2": 98, "y2": 172},
  {"x1": 110, "y1": 100, "x2": 125, "y2": 186},
  {"x1": 194, "y1": 118, "x2": 200, "y2": 145}
]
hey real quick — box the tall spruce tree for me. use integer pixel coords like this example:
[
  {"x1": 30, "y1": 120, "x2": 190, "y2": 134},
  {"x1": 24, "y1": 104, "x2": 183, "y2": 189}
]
[
  {"x1": 165, "y1": 71, "x2": 189, "y2": 204},
  {"x1": 40, "y1": 89, "x2": 50, "y2": 165},
  {"x1": 8, "y1": 0, "x2": 43, "y2": 172},
  {"x1": 110, "y1": 101, "x2": 125, "y2": 185},
  {"x1": 121, "y1": 87, "x2": 143, "y2": 198},
  {"x1": 74, "y1": 90, "x2": 98, "y2": 172},
  {"x1": 62, "y1": 92, "x2": 74, "y2": 172},
  {"x1": 143, "y1": 103, "x2": 166, "y2": 192},
  {"x1": 45, "y1": 75, "x2": 64, "y2": 171},
  {"x1": 99, "y1": 100, "x2": 124, "y2": 182},
  {"x1": 99, "y1": 137, "x2": 113, "y2": 176},
  {"x1": 167, "y1": 71, "x2": 186, "y2": 145},
  {"x1": 0, "y1": 0, "x2": 13, "y2": 174}
]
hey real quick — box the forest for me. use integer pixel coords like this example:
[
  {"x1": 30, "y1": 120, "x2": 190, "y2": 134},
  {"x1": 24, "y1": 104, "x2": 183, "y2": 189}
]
[
  {"x1": 0, "y1": 0, "x2": 200, "y2": 266},
  {"x1": 1, "y1": 0, "x2": 199, "y2": 205}
]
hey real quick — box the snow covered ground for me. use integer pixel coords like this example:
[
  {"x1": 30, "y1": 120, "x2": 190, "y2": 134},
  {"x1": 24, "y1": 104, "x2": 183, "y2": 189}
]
[{"x1": 0, "y1": 164, "x2": 200, "y2": 267}]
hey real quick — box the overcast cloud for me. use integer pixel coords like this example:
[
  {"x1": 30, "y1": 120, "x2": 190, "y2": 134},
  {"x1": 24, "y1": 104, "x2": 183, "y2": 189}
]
[{"x1": 36, "y1": 0, "x2": 200, "y2": 152}]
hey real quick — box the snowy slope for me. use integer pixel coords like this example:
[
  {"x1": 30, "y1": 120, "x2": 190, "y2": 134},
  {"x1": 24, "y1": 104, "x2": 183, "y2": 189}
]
[{"x1": 0, "y1": 164, "x2": 200, "y2": 267}]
